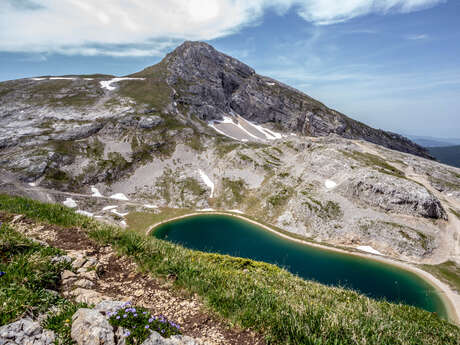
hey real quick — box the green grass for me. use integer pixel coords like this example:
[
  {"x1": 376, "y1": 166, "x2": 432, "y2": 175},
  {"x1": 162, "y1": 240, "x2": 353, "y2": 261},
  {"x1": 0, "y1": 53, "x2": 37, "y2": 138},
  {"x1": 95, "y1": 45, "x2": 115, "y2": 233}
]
[
  {"x1": 422, "y1": 261, "x2": 460, "y2": 294},
  {"x1": 0, "y1": 194, "x2": 459, "y2": 344},
  {"x1": 0, "y1": 218, "x2": 86, "y2": 344},
  {"x1": 340, "y1": 150, "x2": 406, "y2": 178},
  {"x1": 450, "y1": 208, "x2": 460, "y2": 220}
]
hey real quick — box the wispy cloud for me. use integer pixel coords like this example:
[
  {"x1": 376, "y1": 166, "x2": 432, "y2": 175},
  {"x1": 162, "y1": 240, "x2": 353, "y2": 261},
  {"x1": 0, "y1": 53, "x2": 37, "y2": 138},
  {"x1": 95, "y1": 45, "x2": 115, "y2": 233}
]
[
  {"x1": 405, "y1": 34, "x2": 429, "y2": 40},
  {"x1": 0, "y1": 0, "x2": 445, "y2": 56}
]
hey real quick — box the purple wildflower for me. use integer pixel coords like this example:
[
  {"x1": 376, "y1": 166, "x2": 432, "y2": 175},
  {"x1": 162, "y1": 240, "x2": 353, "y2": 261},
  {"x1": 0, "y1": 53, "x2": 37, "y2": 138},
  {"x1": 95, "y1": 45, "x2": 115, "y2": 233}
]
[
  {"x1": 142, "y1": 311, "x2": 148, "y2": 315},
  {"x1": 148, "y1": 318, "x2": 153, "y2": 323},
  {"x1": 124, "y1": 331, "x2": 131, "y2": 337},
  {"x1": 123, "y1": 314, "x2": 127, "y2": 318},
  {"x1": 116, "y1": 316, "x2": 120, "y2": 320},
  {"x1": 0, "y1": 272, "x2": 6, "y2": 277},
  {"x1": 145, "y1": 325, "x2": 149, "y2": 329},
  {"x1": 133, "y1": 313, "x2": 138, "y2": 317},
  {"x1": 161, "y1": 329, "x2": 165, "y2": 334}
]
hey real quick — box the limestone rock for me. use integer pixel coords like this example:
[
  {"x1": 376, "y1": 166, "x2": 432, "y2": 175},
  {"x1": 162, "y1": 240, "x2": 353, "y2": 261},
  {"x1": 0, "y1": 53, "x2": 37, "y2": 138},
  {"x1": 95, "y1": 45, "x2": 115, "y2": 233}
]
[
  {"x1": 71, "y1": 308, "x2": 115, "y2": 345},
  {"x1": 139, "y1": 116, "x2": 163, "y2": 129},
  {"x1": 0, "y1": 318, "x2": 55, "y2": 345}
]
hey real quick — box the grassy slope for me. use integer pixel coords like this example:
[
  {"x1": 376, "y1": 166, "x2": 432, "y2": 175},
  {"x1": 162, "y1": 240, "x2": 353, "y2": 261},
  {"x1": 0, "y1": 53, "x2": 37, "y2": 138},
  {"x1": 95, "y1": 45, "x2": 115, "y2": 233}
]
[
  {"x1": 0, "y1": 194, "x2": 459, "y2": 345},
  {"x1": 0, "y1": 221, "x2": 84, "y2": 344}
]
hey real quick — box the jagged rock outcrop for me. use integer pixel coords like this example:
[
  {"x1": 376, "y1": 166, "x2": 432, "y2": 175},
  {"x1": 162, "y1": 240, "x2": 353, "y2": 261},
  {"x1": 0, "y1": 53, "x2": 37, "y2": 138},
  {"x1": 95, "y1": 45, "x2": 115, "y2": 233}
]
[{"x1": 341, "y1": 171, "x2": 447, "y2": 219}]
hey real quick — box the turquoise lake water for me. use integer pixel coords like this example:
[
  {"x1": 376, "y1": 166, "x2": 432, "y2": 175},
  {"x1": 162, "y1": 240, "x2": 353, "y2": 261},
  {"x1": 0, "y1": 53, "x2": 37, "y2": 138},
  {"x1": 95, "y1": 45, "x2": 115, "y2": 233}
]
[{"x1": 153, "y1": 214, "x2": 447, "y2": 318}]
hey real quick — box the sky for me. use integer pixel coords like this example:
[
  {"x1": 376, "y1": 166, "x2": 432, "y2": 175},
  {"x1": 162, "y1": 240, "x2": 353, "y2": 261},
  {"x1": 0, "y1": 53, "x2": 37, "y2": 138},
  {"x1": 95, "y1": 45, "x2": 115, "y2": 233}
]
[{"x1": 1, "y1": 0, "x2": 459, "y2": 138}]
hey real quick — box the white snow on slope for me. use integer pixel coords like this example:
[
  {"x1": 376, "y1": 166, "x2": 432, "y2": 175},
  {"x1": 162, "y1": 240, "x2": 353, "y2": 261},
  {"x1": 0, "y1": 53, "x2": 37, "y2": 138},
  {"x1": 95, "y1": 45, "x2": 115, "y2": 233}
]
[
  {"x1": 49, "y1": 77, "x2": 76, "y2": 80},
  {"x1": 357, "y1": 246, "x2": 383, "y2": 255},
  {"x1": 30, "y1": 78, "x2": 45, "y2": 81},
  {"x1": 91, "y1": 187, "x2": 103, "y2": 197},
  {"x1": 325, "y1": 180, "x2": 337, "y2": 189},
  {"x1": 100, "y1": 78, "x2": 145, "y2": 91},
  {"x1": 111, "y1": 209, "x2": 129, "y2": 217},
  {"x1": 143, "y1": 204, "x2": 158, "y2": 209},
  {"x1": 198, "y1": 208, "x2": 215, "y2": 212},
  {"x1": 208, "y1": 115, "x2": 282, "y2": 142},
  {"x1": 63, "y1": 198, "x2": 77, "y2": 208},
  {"x1": 28, "y1": 182, "x2": 37, "y2": 187},
  {"x1": 102, "y1": 205, "x2": 118, "y2": 211},
  {"x1": 76, "y1": 210, "x2": 94, "y2": 217},
  {"x1": 110, "y1": 193, "x2": 129, "y2": 201},
  {"x1": 198, "y1": 170, "x2": 215, "y2": 198},
  {"x1": 120, "y1": 220, "x2": 127, "y2": 228},
  {"x1": 229, "y1": 209, "x2": 244, "y2": 214}
]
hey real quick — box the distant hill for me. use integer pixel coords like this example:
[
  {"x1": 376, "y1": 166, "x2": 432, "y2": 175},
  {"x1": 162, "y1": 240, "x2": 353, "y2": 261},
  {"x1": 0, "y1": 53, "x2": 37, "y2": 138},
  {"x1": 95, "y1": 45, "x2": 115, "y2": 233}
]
[
  {"x1": 428, "y1": 146, "x2": 460, "y2": 168},
  {"x1": 408, "y1": 135, "x2": 460, "y2": 147}
]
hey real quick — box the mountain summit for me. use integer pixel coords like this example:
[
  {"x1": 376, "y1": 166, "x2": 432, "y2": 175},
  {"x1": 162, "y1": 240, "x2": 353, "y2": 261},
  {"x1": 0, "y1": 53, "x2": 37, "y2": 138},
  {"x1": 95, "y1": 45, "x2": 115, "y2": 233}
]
[{"x1": 135, "y1": 41, "x2": 430, "y2": 158}]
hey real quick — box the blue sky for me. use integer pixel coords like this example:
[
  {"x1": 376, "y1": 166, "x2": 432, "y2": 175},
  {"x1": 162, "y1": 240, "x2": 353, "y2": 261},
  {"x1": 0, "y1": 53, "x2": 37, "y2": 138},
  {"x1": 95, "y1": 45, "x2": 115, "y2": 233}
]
[{"x1": 1, "y1": 0, "x2": 459, "y2": 138}]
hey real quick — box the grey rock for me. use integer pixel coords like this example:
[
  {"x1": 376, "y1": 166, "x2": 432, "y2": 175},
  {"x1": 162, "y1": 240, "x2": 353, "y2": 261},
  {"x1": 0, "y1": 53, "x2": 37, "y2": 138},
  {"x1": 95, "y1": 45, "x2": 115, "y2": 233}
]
[
  {"x1": 0, "y1": 318, "x2": 55, "y2": 345},
  {"x1": 71, "y1": 308, "x2": 115, "y2": 345},
  {"x1": 94, "y1": 301, "x2": 126, "y2": 315},
  {"x1": 141, "y1": 332, "x2": 199, "y2": 345},
  {"x1": 341, "y1": 171, "x2": 447, "y2": 219},
  {"x1": 139, "y1": 116, "x2": 164, "y2": 129},
  {"x1": 74, "y1": 278, "x2": 95, "y2": 289},
  {"x1": 50, "y1": 123, "x2": 104, "y2": 141},
  {"x1": 72, "y1": 257, "x2": 87, "y2": 270}
]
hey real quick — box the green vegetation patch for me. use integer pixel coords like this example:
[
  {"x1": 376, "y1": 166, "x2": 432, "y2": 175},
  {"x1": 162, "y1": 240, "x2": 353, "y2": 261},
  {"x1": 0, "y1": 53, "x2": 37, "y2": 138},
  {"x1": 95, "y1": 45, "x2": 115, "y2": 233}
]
[
  {"x1": 222, "y1": 178, "x2": 247, "y2": 205},
  {"x1": 0, "y1": 195, "x2": 459, "y2": 345},
  {"x1": 341, "y1": 150, "x2": 405, "y2": 178},
  {"x1": 422, "y1": 261, "x2": 460, "y2": 294},
  {"x1": 108, "y1": 303, "x2": 181, "y2": 344}
]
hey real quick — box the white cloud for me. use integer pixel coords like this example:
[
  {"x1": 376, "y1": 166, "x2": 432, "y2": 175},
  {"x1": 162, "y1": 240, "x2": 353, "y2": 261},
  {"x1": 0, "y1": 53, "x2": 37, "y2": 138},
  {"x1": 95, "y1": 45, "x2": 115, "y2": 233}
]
[
  {"x1": 405, "y1": 34, "x2": 429, "y2": 40},
  {"x1": 0, "y1": 0, "x2": 444, "y2": 56}
]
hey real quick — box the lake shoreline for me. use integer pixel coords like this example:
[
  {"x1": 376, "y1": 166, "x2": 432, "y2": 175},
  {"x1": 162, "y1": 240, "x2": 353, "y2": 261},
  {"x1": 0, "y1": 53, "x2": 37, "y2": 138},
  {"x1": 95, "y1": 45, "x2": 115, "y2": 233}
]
[{"x1": 145, "y1": 210, "x2": 460, "y2": 324}]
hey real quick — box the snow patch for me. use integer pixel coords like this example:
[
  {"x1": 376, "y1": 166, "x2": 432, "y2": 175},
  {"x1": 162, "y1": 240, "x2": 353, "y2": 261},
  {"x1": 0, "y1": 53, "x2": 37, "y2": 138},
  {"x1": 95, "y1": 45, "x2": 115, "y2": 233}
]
[
  {"x1": 143, "y1": 204, "x2": 158, "y2": 209},
  {"x1": 120, "y1": 220, "x2": 127, "y2": 228},
  {"x1": 30, "y1": 78, "x2": 45, "y2": 81},
  {"x1": 49, "y1": 77, "x2": 76, "y2": 80},
  {"x1": 100, "y1": 77, "x2": 145, "y2": 91},
  {"x1": 250, "y1": 122, "x2": 283, "y2": 140},
  {"x1": 229, "y1": 209, "x2": 244, "y2": 214},
  {"x1": 76, "y1": 210, "x2": 94, "y2": 217},
  {"x1": 325, "y1": 180, "x2": 337, "y2": 189},
  {"x1": 28, "y1": 182, "x2": 37, "y2": 187},
  {"x1": 91, "y1": 187, "x2": 103, "y2": 197},
  {"x1": 357, "y1": 246, "x2": 383, "y2": 255},
  {"x1": 198, "y1": 170, "x2": 215, "y2": 198},
  {"x1": 266, "y1": 82, "x2": 275, "y2": 86},
  {"x1": 110, "y1": 193, "x2": 129, "y2": 201},
  {"x1": 111, "y1": 209, "x2": 129, "y2": 217},
  {"x1": 63, "y1": 198, "x2": 77, "y2": 208},
  {"x1": 198, "y1": 208, "x2": 215, "y2": 212},
  {"x1": 102, "y1": 205, "x2": 118, "y2": 211}
]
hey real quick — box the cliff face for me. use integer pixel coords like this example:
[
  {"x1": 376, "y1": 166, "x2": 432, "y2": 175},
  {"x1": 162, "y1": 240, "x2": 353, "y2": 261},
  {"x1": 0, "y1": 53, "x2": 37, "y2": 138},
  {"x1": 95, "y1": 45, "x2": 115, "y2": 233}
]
[{"x1": 140, "y1": 41, "x2": 430, "y2": 158}]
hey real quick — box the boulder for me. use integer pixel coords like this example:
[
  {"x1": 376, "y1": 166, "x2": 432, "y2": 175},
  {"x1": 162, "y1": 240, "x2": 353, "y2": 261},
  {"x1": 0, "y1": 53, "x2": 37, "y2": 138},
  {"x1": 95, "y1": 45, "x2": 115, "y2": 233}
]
[
  {"x1": 71, "y1": 309, "x2": 115, "y2": 345},
  {"x1": 139, "y1": 116, "x2": 163, "y2": 129}
]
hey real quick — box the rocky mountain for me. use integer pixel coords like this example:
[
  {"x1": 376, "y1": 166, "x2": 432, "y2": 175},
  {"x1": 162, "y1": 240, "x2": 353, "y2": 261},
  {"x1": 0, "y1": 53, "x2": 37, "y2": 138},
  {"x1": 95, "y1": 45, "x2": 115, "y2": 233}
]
[{"x1": 0, "y1": 41, "x2": 459, "y2": 264}]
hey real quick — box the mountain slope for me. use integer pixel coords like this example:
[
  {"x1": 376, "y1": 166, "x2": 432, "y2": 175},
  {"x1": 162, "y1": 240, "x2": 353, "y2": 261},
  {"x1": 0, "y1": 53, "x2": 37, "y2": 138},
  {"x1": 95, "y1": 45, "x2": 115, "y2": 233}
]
[
  {"x1": 0, "y1": 41, "x2": 459, "y2": 266},
  {"x1": 133, "y1": 41, "x2": 431, "y2": 158}
]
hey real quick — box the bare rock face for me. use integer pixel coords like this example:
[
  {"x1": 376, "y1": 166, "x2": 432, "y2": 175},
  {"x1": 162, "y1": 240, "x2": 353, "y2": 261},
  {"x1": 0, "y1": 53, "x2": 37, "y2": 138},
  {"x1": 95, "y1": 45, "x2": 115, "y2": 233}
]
[
  {"x1": 156, "y1": 41, "x2": 430, "y2": 159},
  {"x1": 71, "y1": 308, "x2": 115, "y2": 345},
  {"x1": 341, "y1": 171, "x2": 447, "y2": 219}
]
